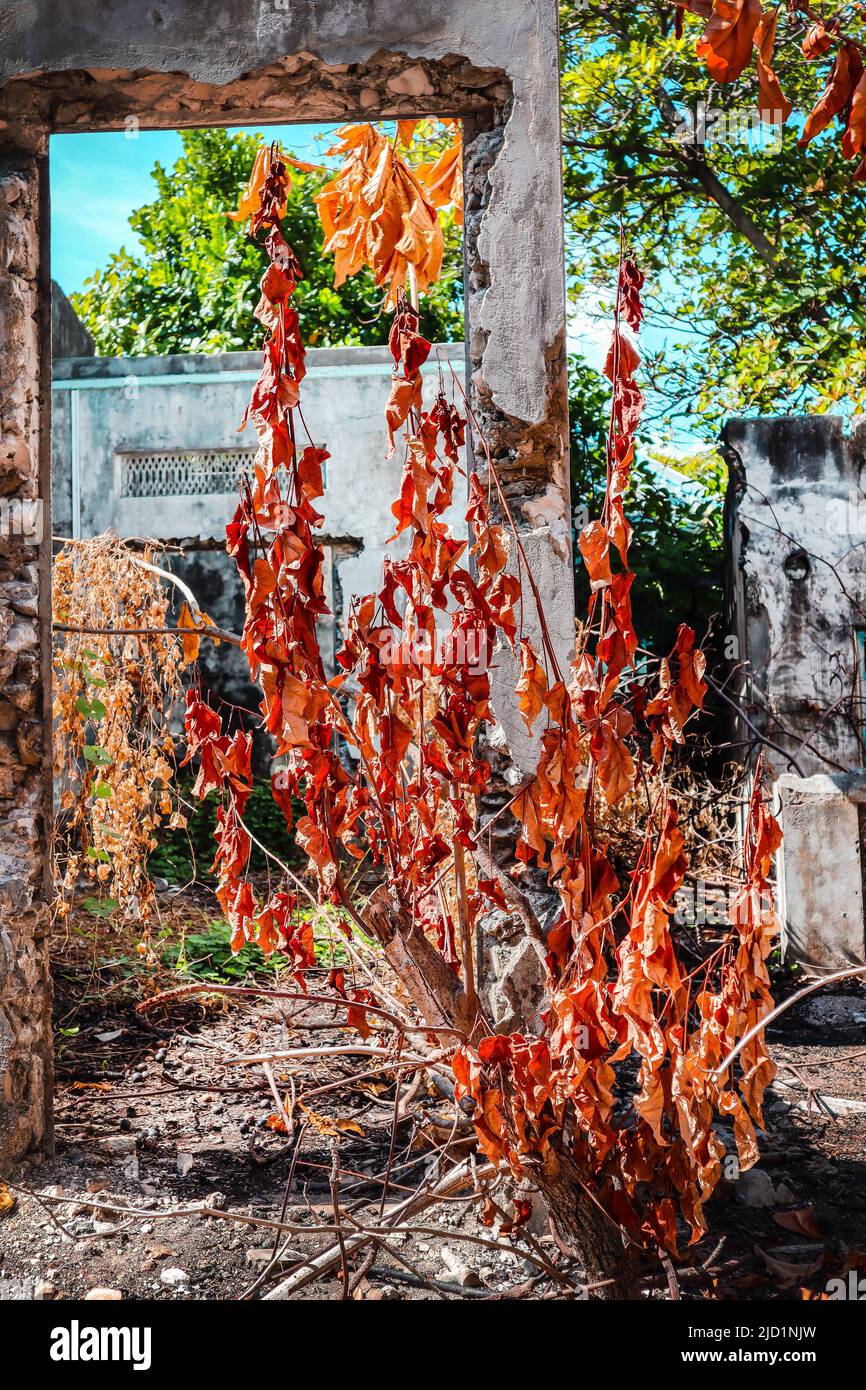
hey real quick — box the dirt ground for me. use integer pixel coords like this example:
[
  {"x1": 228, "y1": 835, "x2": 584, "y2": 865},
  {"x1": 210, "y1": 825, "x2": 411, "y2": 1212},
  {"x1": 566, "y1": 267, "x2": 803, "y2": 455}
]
[{"x1": 2, "y1": 894, "x2": 865, "y2": 1302}]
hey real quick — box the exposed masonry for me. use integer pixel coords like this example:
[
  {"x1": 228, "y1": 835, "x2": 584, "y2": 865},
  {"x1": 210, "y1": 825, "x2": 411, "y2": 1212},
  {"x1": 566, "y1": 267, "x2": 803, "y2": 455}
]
[
  {"x1": 0, "y1": 159, "x2": 53, "y2": 1166},
  {"x1": 464, "y1": 122, "x2": 572, "y2": 1028},
  {"x1": 0, "y1": 52, "x2": 509, "y2": 154},
  {"x1": 0, "y1": 0, "x2": 573, "y2": 1152}
]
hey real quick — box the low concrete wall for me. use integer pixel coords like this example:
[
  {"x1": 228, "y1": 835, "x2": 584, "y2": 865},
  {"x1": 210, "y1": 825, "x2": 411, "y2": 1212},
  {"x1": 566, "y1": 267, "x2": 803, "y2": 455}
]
[
  {"x1": 52, "y1": 343, "x2": 466, "y2": 733},
  {"x1": 777, "y1": 772, "x2": 866, "y2": 973},
  {"x1": 53, "y1": 343, "x2": 465, "y2": 571}
]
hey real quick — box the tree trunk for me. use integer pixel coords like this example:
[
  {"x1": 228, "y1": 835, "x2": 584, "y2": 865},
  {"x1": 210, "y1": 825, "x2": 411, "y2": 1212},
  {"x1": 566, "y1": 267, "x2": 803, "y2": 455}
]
[
  {"x1": 363, "y1": 886, "x2": 640, "y2": 1298},
  {"x1": 533, "y1": 1142, "x2": 640, "y2": 1299}
]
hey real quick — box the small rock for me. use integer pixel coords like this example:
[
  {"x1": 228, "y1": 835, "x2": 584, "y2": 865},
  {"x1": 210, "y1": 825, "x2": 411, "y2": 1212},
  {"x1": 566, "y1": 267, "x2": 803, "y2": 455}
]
[
  {"x1": 386, "y1": 64, "x2": 434, "y2": 97},
  {"x1": 160, "y1": 1268, "x2": 189, "y2": 1288},
  {"x1": 775, "y1": 1182, "x2": 797, "y2": 1204},
  {"x1": 176, "y1": 1152, "x2": 195, "y2": 1177},
  {"x1": 102, "y1": 1136, "x2": 136, "y2": 1156},
  {"x1": 734, "y1": 1169, "x2": 776, "y2": 1208},
  {"x1": 440, "y1": 1245, "x2": 483, "y2": 1287},
  {"x1": 35, "y1": 1280, "x2": 58, "y2": 1300},
  {"x1": 84, "y1": 1287, "x2": 123, "y2": 1300},
  {"x1": 365, "y1": 1283, "x2": 399, "y2": 1300},
  {"x1": 92, "y1": 1220, "x2": 118, "y2": 1236},
  {"x1": 206, "y1": 1191, "x2": 228, "y2": 1211}
]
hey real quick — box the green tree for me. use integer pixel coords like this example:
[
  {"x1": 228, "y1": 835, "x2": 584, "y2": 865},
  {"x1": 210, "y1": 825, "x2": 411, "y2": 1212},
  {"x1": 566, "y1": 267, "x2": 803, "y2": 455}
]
[
  {"x1": 560, "y1": 1, "x2": 866, "y2": 438},
  {"x1": 568, "y1": 355, "x2": 723, "y2": 653},
  {"x1": 71, "y1": 128, "x2": 463, "y2": 355}
]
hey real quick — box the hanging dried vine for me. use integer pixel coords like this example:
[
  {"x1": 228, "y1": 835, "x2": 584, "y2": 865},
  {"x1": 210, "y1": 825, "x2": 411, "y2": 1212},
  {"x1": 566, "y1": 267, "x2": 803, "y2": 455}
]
[{"x1": 186, "y1": 139, "x2": 782, "y2": 1290}]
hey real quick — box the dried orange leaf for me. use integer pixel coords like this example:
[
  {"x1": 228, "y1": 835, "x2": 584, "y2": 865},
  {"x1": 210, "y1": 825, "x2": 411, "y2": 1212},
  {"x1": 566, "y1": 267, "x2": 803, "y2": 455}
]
[{"x1": 298, "y1": 1102, "x2": 365, "y2": 1138}]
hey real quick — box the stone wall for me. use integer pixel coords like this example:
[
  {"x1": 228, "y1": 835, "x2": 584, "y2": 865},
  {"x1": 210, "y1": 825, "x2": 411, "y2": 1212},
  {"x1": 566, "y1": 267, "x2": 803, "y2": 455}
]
[{"x1": 0, "y1": 157, "x2": 53, "y2": 1167}]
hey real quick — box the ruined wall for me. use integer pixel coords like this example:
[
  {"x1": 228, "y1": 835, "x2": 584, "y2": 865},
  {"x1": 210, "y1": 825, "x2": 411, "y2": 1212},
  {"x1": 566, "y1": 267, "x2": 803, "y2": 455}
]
[
  {"x1": 775, "y1": 771, "x2": 866, "y2": 973},
  {"x1": 0, "y1": 157, "x2": 53, "y2": 1166},
  {"x1": 52, "y1": 343, "x2": 464, "y2": 589},
  {"x1": 0, "y1": 1, "x2": 572, "y2": 1147},
  {"x1": 725, "y1": 415, "x2": 866, "y2": 777}
]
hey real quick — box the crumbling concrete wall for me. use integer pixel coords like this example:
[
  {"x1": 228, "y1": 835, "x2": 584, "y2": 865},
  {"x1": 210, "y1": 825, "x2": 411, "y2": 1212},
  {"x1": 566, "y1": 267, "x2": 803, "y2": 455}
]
[
  {"x1": 726, "y1": 416, "x2": 866, "y2": 974},
  {"x1": 0, "y1": 157, "x2": 53, "y2": 1166},
  {"x1": 52, "y1": 343, "x2": 464, "y2": 594},
  {"x1": 725, "y1": 415, "x2": 866, "y2": 776}
]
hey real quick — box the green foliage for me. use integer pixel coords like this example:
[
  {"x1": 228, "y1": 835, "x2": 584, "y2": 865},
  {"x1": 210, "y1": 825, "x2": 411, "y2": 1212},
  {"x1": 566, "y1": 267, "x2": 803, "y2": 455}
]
[
  {"x1": 161, "y1": 917, "x2": 286, "y2": 981},
  {"x1": 148, "y1": 779, "x2": 304, "y2": 885},
  {"x1": 560, "y1": 1, "x2": 866, "y2": 436},
  {"x1": 71, "y1": 128, "x2": 463, "y2": 356},
  {"x1": 161, "y1": 909, "x2": 352, "y2": 982},
  {"x1": 82, "y1": 895, "x2": 119, "y2": 920},
  {"x1": 569, "y1": 356, "x2": 723, "y2": 653}
]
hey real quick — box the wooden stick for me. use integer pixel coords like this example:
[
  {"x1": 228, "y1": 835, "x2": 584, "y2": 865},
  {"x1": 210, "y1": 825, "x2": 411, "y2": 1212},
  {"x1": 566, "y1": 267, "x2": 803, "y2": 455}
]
[
  {"x1": 714, "y1": 963, "x2": 866, "y2": 1077},
  {"x1": 223, "y1": 1044, "x2": 446, "y2": 1068},
  {"x1": 262, "y1": 1156, "x2": 495, "y2": 1300},
  {"x1": 453, "y1": 825, "x2": 477, "y2": 1018}
]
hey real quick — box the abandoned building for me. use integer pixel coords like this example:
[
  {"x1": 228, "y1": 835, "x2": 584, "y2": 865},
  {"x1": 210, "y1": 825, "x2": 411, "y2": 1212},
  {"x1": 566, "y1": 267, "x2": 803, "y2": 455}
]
[{"x1": 1, "y1": 0, "x2": 864, "y2": 1180}]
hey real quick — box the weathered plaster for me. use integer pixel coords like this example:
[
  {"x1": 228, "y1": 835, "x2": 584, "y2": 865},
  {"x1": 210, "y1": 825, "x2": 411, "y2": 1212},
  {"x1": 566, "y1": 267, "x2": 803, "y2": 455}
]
[
  {"x1": 0, "y1": 1, "x2": 569, "y2": 432},
  {"x1": 726, "y1": 417, "x2": 866, "y2": 974},
  {"x1": 725, "y1": 415, "x2": 866, "y2": 776},
  {"x1": 51, "y1": 342, "x2": 466, "y2": 743},
  {"x1": 776, "y1": 772, "x2": 866, "y2": 973}
]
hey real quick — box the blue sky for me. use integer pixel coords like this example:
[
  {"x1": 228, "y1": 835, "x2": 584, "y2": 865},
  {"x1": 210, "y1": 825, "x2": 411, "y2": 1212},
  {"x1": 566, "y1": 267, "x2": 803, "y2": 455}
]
[{"x1": 50, "y1": 124, "x2": 333, "y2": 294}]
